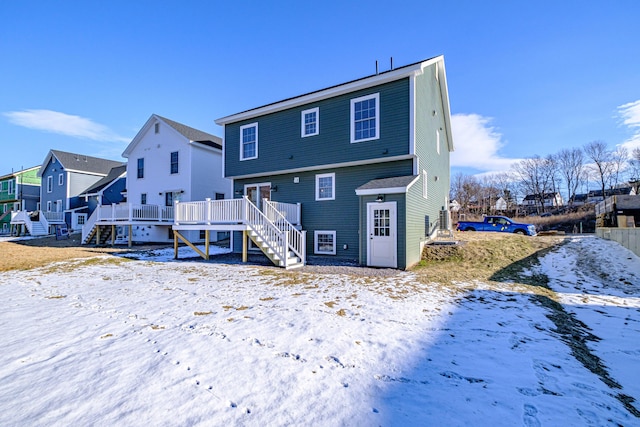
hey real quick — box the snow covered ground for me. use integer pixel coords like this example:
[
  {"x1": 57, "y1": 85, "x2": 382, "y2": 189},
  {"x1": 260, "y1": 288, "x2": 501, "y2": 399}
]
[{"x1": 1, "y1": 236, "x2": 639, "y2": 426}]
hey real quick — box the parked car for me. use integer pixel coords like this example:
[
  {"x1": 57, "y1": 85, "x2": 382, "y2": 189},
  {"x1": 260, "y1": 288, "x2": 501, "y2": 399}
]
[{"x1": 456, "y1": 216, "x2": 537, "y2": 236}]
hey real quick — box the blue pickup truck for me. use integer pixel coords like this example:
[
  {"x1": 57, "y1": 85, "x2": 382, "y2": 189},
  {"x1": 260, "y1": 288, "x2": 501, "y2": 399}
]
[{"x1": 456, "y1": 216, "x2": 537, "y2": 236}]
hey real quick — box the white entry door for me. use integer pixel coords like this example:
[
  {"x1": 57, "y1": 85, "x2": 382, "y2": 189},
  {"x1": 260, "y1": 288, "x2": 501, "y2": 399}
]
[{"x1": 367, "y1": 201, "x2": 397, "y2": 268}]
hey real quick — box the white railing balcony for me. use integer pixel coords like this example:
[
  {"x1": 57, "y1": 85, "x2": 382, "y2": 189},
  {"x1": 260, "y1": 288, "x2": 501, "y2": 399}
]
[
  {"x1": 175, "y1": 198, "x2": 246, "y2": 224},
  {"x1": 43, "y1": 211, "x2": 64, "y2": 223},
  {"x1": 94, "y1": 203, "x2": 175, "y2": 223},
  {"x1": 266, "y1": 201, "x2": 301, "y2": 225}
]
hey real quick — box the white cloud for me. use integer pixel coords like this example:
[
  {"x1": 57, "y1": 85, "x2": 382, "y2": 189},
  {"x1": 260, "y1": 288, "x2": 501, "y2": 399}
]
[
  {"x1": 618, "y1": 100, "x2": 640, "y2": 152},
  {"x1": 3, "y1": 109, "x2": 129, "y2": 143},
  {"x1": 450, "y1": 113, "x2": 520, "y2": 173}
]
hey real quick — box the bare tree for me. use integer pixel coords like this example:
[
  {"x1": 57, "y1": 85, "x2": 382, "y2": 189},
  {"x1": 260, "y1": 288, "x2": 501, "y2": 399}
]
[
  {"x1": 584, "y1": 140, "x2": 613, "y2": 197},
  {"x1": 609, "y1": 146, "x2": 628, "y2": 189},
  {"x1": 492, "y1": 171, "x2": 518, "y2": 212},
  {"x1": 557, "y1": 147, "x2": 584, "y2": 205},
  {"x1": 512, "y1": 155, "x2": 557, "y2": 214},
  {"x1": 629, "y1": 147, "x2": 640, "y2": 193},
  {"x1": 450, "y1": 173, "x2": 481, "y2": 212}
]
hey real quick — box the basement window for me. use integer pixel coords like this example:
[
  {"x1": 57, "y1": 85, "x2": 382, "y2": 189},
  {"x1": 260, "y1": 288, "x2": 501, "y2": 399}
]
[{"x1": 314, "y1": 230, "x2": 336, "y2": 255}]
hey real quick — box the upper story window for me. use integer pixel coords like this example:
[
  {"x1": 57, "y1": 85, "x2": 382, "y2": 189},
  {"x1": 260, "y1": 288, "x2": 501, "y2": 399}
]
[
  {"x1": 47, "y1": 176, "x2": 53, "y2": 193},
  {"x1": 141, "y1": 193, "x2": 147, "y2": 205},
  {"x1": 46, "y1": 201, "x2": 52, "y2": 211},
  {"x1": 316, "y1": 173, "x2": 335, "y2": 201},
  {"x1": 137, "y1": 158, "x2": 144, "y2": 179},
  {"x1": 7, "y1": 179, "x2": 14, "y2": 194},
  {"x1": 350, "y1": 93, "x2": 379, "y2": 143},
  {"x1": 58, "y1": 173, "x2": 64, "y2": 186},
  {"x1": 301, "y1": 107, "x2": 319, "y2": 137},
  {"x1": 154, "y1": 122, "x2": 160, "y2": 134},
  {"x1": 422, "y1": 170, "x2": 428, "y2": 199},
  {"x1": 240, "y1": 123, "x2": 258, "y2": 160},
  {"x1": 170, "y1": 151, "x2": 179, "y2": 174}
]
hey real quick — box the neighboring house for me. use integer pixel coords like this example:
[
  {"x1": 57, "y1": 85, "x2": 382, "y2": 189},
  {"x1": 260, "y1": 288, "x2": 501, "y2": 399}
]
[
  {"x1": 37, "y1": 150, "x2": 124, "y2": 233},
  {"x1": 77, "y1": 164, "x2": 127, "y2": 231},
  {"x1": 1, "y1": 166, "x2": 40, "y2": 234},
  {"x1": 174, "y1": 55, "x2": 454, "y2": 269},
  {"x1": 568, "y1": 193, "x2": 589, "y2": 206},
  {"x1": 522, "y1": 192, "x2": 564, "y2": 212},
  {"x1": 587, "y1": 186, "x2": 636, "y2": 204},
  {"x1": 83, "y1": 114, "x2": 230, "y2": 245}
]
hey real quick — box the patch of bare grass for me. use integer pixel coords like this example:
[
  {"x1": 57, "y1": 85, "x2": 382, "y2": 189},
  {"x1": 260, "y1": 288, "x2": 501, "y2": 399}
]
[{"x1": 414, "y1": 232, "x2": 564, "y2": 285}]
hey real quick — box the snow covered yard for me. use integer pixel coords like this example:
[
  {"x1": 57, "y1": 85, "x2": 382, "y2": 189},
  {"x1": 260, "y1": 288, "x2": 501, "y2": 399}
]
[{"x1": 0, "y1": 236, "x2": 639, "y2": 426}]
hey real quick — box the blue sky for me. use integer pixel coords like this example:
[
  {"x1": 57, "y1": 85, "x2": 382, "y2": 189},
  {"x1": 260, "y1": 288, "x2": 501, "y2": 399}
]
[{"x1": 1, "y1": 1, "x2": 639, "y2": 180}]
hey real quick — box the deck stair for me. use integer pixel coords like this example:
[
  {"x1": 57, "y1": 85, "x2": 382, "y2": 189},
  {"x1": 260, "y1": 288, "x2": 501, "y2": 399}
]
[
  {"x1": 246, "y1": 199, "x2": 305, "y2": 269},
  {"x1": 83, "y1": 224, "x2": 114, "y2": 245},
  {"x1": 174, "y1": 197, "x2": 306, "y2": 269}
]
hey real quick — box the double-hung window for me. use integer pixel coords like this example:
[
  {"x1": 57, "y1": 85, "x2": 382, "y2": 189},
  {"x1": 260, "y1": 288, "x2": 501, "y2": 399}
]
[
  {"x1": 314, "y1": 230, "x2": 336, "y2": 255},
  {"x1": 301, "y1": 107, "x2": 319, "y2": 137},
  {"x1": 315, "y1": 173, "x2": 335, "y2": 201},
  {"x1": 240, "y1": 123, "x2": 258, "y2": 160},
  {"x1": 47, "y1": 176, "x2": 53, "y2": 193},
  {"x1": 58, "y1": 173, "x2": 63, "y2": 186},
  {"x1": 350, "y1": 93, "x2": 379, "y2": 143},
  {"x1": 137, "y1": 158, "x2": 144, "y2": 179},
  {"x1": 141, "y1": 193, "x2": 147, "y2": 205},
  {"x1": 8, "y1": 180, "x2": 14, "y2": 195},
  {"x1": 170, "y1": 151, "x2": 179, "y2": 174}
]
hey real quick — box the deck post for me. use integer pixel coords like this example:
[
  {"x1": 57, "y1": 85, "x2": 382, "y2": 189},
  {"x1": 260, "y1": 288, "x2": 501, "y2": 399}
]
[
  {"x1": 242, "y1": 230, "x2": 248, "y2": 263},
  {"x1": 296, "y1": 203, "x2": 301, "y2": 225},
  {"x1": 128, "y1": 224, "x2": 132, "y2": 247},
  {"x1": 205, "y1": 229, "x2": 210, "y2": 258},
  {"x1": 174, "y1": 230, "x2": 179, "y2": 259},
  {"x1": 111, "y1": 225, "x2": 116, "y2": 246}
]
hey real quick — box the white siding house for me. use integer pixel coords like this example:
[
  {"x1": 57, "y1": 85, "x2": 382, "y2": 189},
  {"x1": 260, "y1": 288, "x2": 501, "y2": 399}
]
[{"x1": 83, "y1": 114, "x2": 230, "y2": 245}]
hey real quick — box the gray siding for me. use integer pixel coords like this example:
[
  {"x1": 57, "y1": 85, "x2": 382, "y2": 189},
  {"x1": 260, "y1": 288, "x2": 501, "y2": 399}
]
[
  {"x1": 225, "y1": 78, "x2": 411, "y2": 177},
  {"x1": 404, "y1": 62, "x2": 452, "y2": 268},
  {"x1": 233, "y1": 160, "x2": 413, "y2": 262}
]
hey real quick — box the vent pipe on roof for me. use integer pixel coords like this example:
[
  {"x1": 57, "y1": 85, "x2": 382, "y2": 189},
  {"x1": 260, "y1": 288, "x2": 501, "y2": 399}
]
[
  {"x1": 390, "y1": 57, "x2": 393, "y2": 70},
  {"x1": 375, "y1": 60, "x2": 378, "y2": 75}
]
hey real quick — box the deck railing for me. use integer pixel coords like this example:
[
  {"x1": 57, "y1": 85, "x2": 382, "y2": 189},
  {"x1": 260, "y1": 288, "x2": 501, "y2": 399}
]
[
  {"x1": 42, "y1": 211, "x2": 64, "y2": 222},
  {"x1": 264, "y1": 199, "x2": 306, "y2": 262},
  {"x1": 174, "y1": 198, "x2": 245, "y2": 224},
  {"x1": 95, "y1": 203, "x2": 174, "y2": 222},
  {"x1": 174, "y1": 197, "x2": 305, "y2": 267}
]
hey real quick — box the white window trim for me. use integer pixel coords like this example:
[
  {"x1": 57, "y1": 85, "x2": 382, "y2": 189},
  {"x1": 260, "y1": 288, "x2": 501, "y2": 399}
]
[
  {"x1": 314, "y1": 230, "x2": 336, "y2": 255},
  {"x1": 240, "y1": 122, "x2": 258, "y2": 161},
  {"x1": 301, "y1": 107, "x2": 319, "y2": 137},
  {"x1": 58, "y1": 173, "x2": 64, "y2": 186},
  {"x1": 46, "y1": 201, "x2": 52, "y2": 212},
  {"x1": 422, "y1": 170, "x2": 428, "y2": 199},
  {"x1": 315, "y1": 173, "x2": 335, "y2": 201},
  {"x1": 350, "y1": 93, "x2": 380, "y2": 144},
  {"x1": 8, "y1": 180, "x2": 14, "y2": 194},
  {"x1": 47, "y1": 176, "x2": 53, "y2": 193}
]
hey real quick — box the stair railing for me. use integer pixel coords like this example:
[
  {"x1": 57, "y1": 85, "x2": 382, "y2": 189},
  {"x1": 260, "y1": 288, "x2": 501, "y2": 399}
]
[
  {"x1": 243, "y1": 196, "x2": 290, "y2": 267},
  {"x1": 263, "y1": 199, "x2": 306, "y2": 265}
]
